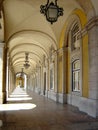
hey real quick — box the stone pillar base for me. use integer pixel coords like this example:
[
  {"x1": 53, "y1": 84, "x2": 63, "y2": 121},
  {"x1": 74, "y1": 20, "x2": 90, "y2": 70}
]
[
  {"x1": 57, "y1": 93, "x2": 67, "y2": 103},
  {"x1": 48, "y1": 91, "x2": 57, "y2": 102},
  {"x1": 79, "y1": 97, "x2": 98, "y2": 118},
  {"x1": 0, "y1": 91, "x2": 6, "y2": 104},
  {"x1": 45, "y1": 90, "x2": 48, "y2": 97}
]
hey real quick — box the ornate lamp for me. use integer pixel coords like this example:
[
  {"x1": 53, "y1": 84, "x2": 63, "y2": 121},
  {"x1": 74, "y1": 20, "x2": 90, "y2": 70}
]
[
  {"x1": 40, "y1": 0, "x2": 63, "y2": 24},
  {"x1": 24, "y1": 53, "x2": 30, "y2": 69}
]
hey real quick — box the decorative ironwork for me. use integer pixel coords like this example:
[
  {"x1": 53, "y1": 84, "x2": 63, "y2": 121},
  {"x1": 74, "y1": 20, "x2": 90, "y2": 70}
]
[{"x1": 40, "y1": 0, "x2": 63, "y2": 24}]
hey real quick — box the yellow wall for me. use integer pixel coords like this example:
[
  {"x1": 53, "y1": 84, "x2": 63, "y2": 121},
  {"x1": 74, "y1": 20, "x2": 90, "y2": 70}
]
[
  {"x1": 82, "y1": 35, "x2": 89, "y2": 97},
  {"x1": 66, "y1": 49, "x2": 70, "y2": 94},
  {"x1": 59, "y1": 9, "x2": 87, "y2": 48},
  {"x1": 58, "y1": 54, "x2": 62, "y2": 93},
  {"x1": 59, "y1": 9, "x2": 89, "y2": 97}
]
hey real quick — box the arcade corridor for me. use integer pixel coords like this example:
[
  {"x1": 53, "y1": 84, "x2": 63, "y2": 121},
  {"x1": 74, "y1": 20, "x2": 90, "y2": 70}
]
[
  {"x1": 0, "y1": 87, "x2": 98, "y2": 130},
  {"x1": 0, "y1": 1, "x2": 98, "y2": 128}
]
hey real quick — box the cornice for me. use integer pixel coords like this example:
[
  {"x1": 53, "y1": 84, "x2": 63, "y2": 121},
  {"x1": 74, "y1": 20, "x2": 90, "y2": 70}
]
[{"x1": 77, "y1": 16, "x2": 98, "y2": 39}]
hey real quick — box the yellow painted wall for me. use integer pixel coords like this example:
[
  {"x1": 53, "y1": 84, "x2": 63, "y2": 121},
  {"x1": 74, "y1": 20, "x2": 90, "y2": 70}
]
[
  {"x1": 59, "y1": 9, "x2": 87, "y2": 48},
  {"x1": 59, "y1": 9, "x2": 89, "y2": 98},
  {"x1": 58, "y1": 54, "x2": 62, "y2": 93},
  {"x1": 66, "y1": 49, "x2": 70, "y2": 94},
  {"x1": 82, "y1": 35, "x2": 89, "y2": 97}
]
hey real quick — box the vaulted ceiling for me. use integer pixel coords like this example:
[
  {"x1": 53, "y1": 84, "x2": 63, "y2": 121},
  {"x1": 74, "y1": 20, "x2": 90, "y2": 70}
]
[{"x1": 0, "y1": 0, "x2": 97, "y2": 75}]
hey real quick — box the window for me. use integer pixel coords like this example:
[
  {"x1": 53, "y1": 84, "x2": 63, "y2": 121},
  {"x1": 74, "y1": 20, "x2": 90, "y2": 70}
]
[
  {"x1": 71, "y1": 23, "x2": 80, "y2": 51},
  {"x1": 50, "y1": 68, "x2": 54, "y2": 90},
  {"x1": 72, "y1": 60, "x2": 80, "y2": 92}
]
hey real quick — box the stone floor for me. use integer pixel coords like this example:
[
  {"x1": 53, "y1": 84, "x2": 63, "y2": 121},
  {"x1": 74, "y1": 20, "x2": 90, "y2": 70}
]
[{"x1": 0, "y1": 87, "x2": 98, "y2": 130}]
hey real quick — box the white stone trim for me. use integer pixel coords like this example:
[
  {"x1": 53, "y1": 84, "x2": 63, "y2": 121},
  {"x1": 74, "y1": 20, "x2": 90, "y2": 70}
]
[
  {"x1": 67, "y1": 93, "x2": 81, "y2": 107},
  {"x1": 79, "y1": 97, "x2": 98, "y2": 118},
  {"x1": 57, "y1": 93, "x2": 67, "y2": 103},
  {"x1": 48, "y1": 90, "x2": 57, "y2": 102},
  {"x1": 67, "y1": 93, "x2": 98, "y2": 117},
  {"x1": 78, "y1": 16, "x2": 98, "y2": 38}
]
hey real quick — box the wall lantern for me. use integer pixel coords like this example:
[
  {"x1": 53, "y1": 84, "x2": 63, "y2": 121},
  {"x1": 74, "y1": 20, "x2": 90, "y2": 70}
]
[{"x1": 40, "y1": 0, "x2": 63, "y2": 24}]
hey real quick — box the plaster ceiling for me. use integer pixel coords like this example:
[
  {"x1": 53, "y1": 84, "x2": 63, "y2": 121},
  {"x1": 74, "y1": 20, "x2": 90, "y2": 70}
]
[{"x1": 2, "y1": 0, "x2": 95, "y2": 75}]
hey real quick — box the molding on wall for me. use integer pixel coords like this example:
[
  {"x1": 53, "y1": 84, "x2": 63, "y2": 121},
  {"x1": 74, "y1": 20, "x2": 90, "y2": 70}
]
[{"x1": 78, "y1": 16, "x2": 98, "y2": 38}]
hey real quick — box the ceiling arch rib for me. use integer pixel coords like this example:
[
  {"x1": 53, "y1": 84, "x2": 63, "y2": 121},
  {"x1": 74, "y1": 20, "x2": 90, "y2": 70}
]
[
  {"x1": 12, "y1": 55, "x2": 40, "y2": 66},
  {"x1": 13, "y1": 59, "x2": 36, "y2": 67},
  {"x1": 14, "y1": 62, "x2": 36, "y2": 70},
  {"x1": 10, "y1": 51, "x2": 42, "y2": 74},
  {"x1": 9, "y1": 43, "x2": 49, "y2": 57},
  {"x1": 9, "y1": 46, "x2": 45, "y2": 72},
  {"x1": 11, "y1": 51, "x2": 41, "y2": 64},
  {"x1": 14, "y1": 66, "x2": 37, "y2": 75},
  {"x1": 7, "y1": 30, "x2": 57, "y2": 50},
  {"x1": 13, "y1": 61, "x2": 36, "y2": 74},
  {"x1": 11, "y1": 53, "x2": 40, "y2": 74},
  {"x1": 10, "y1": 45, "x2": 47, "y2": 59},
  {"x1": 13, "y1": 59, "x2": 37, "y2": 71}
]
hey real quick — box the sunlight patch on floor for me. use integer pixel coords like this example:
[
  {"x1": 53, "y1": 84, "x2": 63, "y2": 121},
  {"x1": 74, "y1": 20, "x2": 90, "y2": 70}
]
[
  {"x1": 0, "y1": 103, "x2": 36, "y2": 111},
  {"x1": 2, "y1": 86, "x2": 36, "y2": 111},
  {"x1": 7, "y1": 97, "x2": 32, "y2": 101},
  {"x1": 9, "y1": 94, "x2": 29, "y2": 97},
  {"x1": 7, "y1": 86, "x2": 32, "y2": 101}
]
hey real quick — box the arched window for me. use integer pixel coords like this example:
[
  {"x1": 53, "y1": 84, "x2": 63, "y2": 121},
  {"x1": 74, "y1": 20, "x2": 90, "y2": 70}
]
[
  {"x1": 72, "y1": 59, "x2": 80, "y2": 92},
  {"x1": 71, "y1": 23, "x2": 80, "y2": 51}
]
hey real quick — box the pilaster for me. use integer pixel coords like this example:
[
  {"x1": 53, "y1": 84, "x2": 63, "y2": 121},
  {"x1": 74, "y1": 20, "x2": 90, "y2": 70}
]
[
  {"x1": 0, "y1": 42, "x2": 7, "y2": 103},
  {"x1": 80, "y1": 18, "x2": 98, "y2": 117},
  {"x1": 57, "y1": 47, "x2": 67, "y2": 103},
  {"x1": 88, "y1": 26, "x2": 98, "y2": 100},
  {"x1": 87, "y1": 24, "x2": 98, "y2": 117},
  {"x1": 45, "y1": 59, "x2": 49, "y2": 97}
]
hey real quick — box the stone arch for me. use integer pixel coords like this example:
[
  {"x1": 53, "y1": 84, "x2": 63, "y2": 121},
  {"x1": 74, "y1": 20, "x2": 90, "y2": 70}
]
[{"x1": 59, "y1": 9, "x2": 88, "y2": 49}]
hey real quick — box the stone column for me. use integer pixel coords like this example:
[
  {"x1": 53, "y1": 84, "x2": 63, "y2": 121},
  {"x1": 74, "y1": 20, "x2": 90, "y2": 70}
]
[
  {"x1": 38, "y1": 66, "x2": 41, "y2": 94},
  {"x1": 87, "y1": 23, "x2": 98, "y2": 117},
  {"x1": 40, "y1": 65, "x2": 43, "y2": 95},
  {"x1": 8, "y1": 67, "x2": 14, "y2": 94},
  {"x1": 45, "y1": 59, "x2": 49, "y2": 97},
  {"x1": 36, "y1": 67, "x2": 41, "y2": 94},
  {"x1": 8, "y1": 68, "x2": 11, "y2": 94},
  {"x1": 6, "y1": 53, "x2": 9, "y2": 98},
  {"x1": 0, "y1": 43, "x2": 7, "y2": 103}
]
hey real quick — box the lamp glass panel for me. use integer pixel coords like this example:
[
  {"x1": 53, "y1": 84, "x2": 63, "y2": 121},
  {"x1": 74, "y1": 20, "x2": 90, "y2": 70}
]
[{"x1": 47, "y1": 7, "x2": 58, "y2": 18}]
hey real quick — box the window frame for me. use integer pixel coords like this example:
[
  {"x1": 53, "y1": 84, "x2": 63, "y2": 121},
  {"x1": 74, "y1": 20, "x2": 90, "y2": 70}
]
[
  {"x1": 50, "y1": 63, "x2": 54, "y2": 90},
  {"x1": 72, "y1": 59, "x2": 80, "y2": 92}
]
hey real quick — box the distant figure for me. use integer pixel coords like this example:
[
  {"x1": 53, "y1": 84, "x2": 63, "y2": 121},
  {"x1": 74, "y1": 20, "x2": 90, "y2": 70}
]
[{"x1": 0, "y1": 120, "x2": 3, "y2": 127}]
